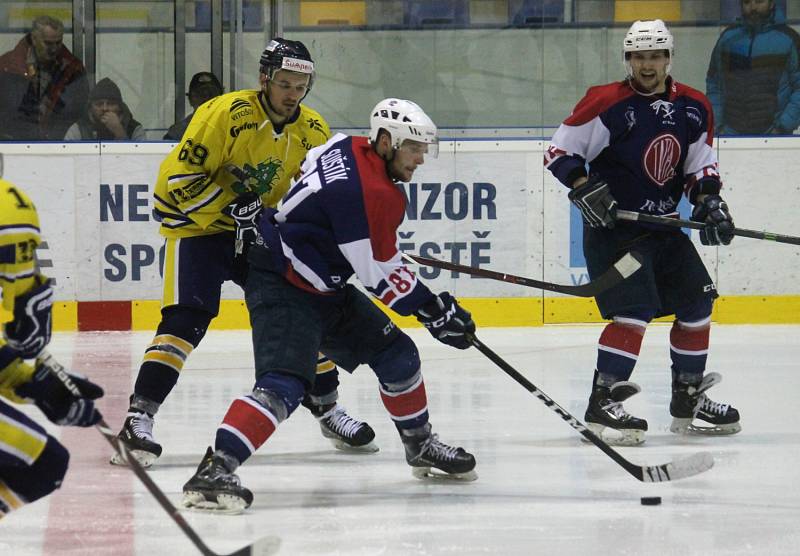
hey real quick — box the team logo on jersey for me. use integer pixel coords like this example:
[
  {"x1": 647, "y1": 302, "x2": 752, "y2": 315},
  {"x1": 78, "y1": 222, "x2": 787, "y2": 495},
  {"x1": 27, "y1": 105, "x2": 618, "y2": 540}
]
[
  {"x1": 650, "y1": 99, "x2": 675, "y2": 122},
  {"x1": 230, "y1": 159, "x2": 282, "y2": 196},
  {"x1": 686, "y1": 106, "x2": 702, "y2": 126},
  {"x1": 230, "y1": 121, "x2": 259, "y2": 137},
  {"x1": 642, "y1": 133, "x2": 681, "y2": 186},
  {"x1": 306, "y1": 117, "x2": 325, "y2": 133}
]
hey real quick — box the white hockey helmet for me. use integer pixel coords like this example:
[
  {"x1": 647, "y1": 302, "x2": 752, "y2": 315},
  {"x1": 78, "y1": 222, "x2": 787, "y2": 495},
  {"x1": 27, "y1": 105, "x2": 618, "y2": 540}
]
[
  {"x1": 622, "y1": 19, "x2": 674, "y2": 76},
  {"x1": 369, "y1": 98, "x2": 439, "y2": 158}
]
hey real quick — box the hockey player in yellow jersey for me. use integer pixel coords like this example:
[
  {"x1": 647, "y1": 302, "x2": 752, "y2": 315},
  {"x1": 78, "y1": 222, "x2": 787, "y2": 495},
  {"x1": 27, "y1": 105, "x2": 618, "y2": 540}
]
[
  {"x1": 0, "y1": 159, "x2": 103, "y2": 519},
  {"x1": 111, "y1": 38, "x2": 377, "y2": 468}
]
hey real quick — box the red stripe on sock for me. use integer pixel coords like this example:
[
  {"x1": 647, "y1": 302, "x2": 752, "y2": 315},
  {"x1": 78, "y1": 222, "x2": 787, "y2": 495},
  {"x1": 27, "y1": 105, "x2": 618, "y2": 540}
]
[
  {"x1": 222, "y1": 398, "x2": 277, "y2": 450},
  {"x1": 380, "y1": 379, "x2": 428, "y2": 419},
  {"x1": 670, "y1": 323, "x2": 710, "y2": 351},
  {"x1": 599, "y1": 322, "x2": 644, "y2": 358}
]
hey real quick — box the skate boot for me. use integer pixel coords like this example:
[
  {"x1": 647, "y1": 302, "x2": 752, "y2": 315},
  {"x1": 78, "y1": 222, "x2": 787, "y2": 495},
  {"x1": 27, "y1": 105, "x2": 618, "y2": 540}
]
[
  {"x1": 182, "y1": 447, "x2": 253, "y2": 514},
  {"x1": 670, "y1": 372, "x2": 741, "y2": 435},
  {"x1": 313, "y1": 403, "x2": 379, "y2": 453},
  {"x1": 584, "y1": 377, "x2": 648, "y2": 446},
  {"x1": 109, "y1": 411, "x2": 163, "y2": 467},
  {"x1": 401, "y1": 424, "x2": 477, "y2": 481}
]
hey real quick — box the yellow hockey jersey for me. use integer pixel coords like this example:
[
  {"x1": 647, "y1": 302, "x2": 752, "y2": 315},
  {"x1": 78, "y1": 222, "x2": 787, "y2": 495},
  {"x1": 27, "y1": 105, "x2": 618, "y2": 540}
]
[
  {"x1": 153, "y1": 89, "x2": 331, "y2": 238},
  {"x1": 0, "y1": 180, "x2": 42, "y2": 400}
]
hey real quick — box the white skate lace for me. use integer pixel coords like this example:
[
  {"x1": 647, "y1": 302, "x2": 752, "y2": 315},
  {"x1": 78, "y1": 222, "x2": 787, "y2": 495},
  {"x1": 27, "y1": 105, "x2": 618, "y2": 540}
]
[
  {"x1": 420, "y1": 434, "x2": 459, "y2": 462},
  {"x1": 601, "y1": 400, "x2": 631, "y2": 420},
  {"x1": 324, "y1": 406, "x2": 364, "y2": 438},
  {"x1": 698, "y1": 394, "x2": 729, "y2": 416},
  {"x1": 129, "y1": 412, "x2": 155, "y2": 442}
]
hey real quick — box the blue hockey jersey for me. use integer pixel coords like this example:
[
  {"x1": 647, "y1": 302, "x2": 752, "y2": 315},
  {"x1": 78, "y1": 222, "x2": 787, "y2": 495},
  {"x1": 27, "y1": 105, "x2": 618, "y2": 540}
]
[
  {"x1": 256, "y1": 133, "x2": 435, "y2": 317},
  {"x1": 545, "y1": 78, "x2": 722, "y2": 216}
]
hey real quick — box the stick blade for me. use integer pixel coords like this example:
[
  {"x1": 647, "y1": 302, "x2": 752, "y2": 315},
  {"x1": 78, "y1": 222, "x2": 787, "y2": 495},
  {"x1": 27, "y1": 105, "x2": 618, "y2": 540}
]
[
  {"x1": 228, "y1": 535, "x2": 282, "y2": 556},
  {"x1": 641, "y1": 451, "x2": 714, "y2": 483}
]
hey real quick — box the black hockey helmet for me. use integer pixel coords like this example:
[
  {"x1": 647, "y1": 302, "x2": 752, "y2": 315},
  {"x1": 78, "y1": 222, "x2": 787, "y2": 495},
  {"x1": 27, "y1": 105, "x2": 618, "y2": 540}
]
[{"x1": 259, "y1": 38, "x2": 315, "y2": 92}]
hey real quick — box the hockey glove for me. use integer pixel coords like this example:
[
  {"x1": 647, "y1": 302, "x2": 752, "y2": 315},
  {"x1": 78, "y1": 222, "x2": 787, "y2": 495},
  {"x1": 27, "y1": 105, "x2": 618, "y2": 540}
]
[
  {"x1": 691, "y1": 194, "x2": 734, "y2": 246},
  {"x1": 415, "y1": 292, "x2": 476, "y2": 350},
  {"x1": 15, "y1": 356, "x2": 104, "y2": 427},
  {"x1": 228, "y1": 194, "x2": 263, "y2": 255},
  {"x1": 568, "y1": 176, "x2": 618, "y2": 229},
  {"x1": 3, "y1": 277, "x2": 54, "y2": 359}
]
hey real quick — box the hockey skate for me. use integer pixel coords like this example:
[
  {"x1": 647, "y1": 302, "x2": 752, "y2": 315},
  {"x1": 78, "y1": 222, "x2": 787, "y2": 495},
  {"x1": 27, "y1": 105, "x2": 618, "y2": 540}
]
[
  {"x1": 670, "y1": 372, "x2": 741, "y2": 435},
  {"x1": 584, "y1": 380, "x2": 648, "y2": 446},
  {"x1": 182, "y1": 447, "x2": 253, "y2": 514},
  {"x1": 109, "y1": 411, "x2": 163, "y2": 468},
  {"x1": 401, "y1": 425, "x2": 477, "y2": 481},
  {"x1": 313, "y1": 403, "x2": 379, "y2": 453}
]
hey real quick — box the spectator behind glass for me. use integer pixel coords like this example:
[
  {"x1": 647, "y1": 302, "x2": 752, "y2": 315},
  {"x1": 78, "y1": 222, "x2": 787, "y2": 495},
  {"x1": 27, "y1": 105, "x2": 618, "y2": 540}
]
[
  {"x1": 706, "y1": 0, "x2": 800, "y2": 134},
  {"x1": 163, "y1": 71, "x2": 224, "y2": 141},
  {"x1": 0, "y1": 15, "x2": 89, "y2": 141},
  {"x1": 64, "y1": 77, "x2": 146, "y2": 140}
]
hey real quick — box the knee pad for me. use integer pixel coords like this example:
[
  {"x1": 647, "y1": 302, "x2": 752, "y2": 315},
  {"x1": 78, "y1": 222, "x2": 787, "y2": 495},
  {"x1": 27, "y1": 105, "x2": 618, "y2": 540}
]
[
  {"x1": 2, "y1": 436, "x2": 69, "y2": 504},
  {"x1": 157, "y1": 305, "x2": 213, "y2": 346},
  {"x1": 253, "y1": 372, "x2": 307, "y2": 421},
  {"x1": 369, "y1": 332, "x2": 420, "y2": 388},
  {"x1": 675, "y1": 296, "x2": 713, "y2": 325}
]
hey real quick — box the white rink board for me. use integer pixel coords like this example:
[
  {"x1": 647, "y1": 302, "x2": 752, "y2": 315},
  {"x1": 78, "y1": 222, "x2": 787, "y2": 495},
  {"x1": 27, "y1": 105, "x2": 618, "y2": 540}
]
[{"x1": 1, "y1": 137, "x2": 798, "y2": 302}]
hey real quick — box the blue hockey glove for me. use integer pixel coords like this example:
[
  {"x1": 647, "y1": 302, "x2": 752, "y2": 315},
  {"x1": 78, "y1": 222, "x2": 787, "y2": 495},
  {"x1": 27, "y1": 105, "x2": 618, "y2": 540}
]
[
  {"x1": 15, "y1": 355, "x2": 104, "y2": 427},
  {"x1": 3, "y1": 277, "x2": 53, "y2": 359},
  {"x1": 691, "y1": 194, "x2": 734, "y2": 246},
  {"x1": 415, "y1": 292, "x2": 476, "y2": 350},
  {"x1": 568, "y1": 176, "x2": 618, "y2": 229},
  {"x1": 228, "y1": 194, "x2": 263, "y2": 255}
]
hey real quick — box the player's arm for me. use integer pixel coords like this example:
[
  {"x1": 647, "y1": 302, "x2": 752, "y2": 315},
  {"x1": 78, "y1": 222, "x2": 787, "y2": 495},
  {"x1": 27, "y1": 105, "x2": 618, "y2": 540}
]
[{"x1": 157, "y1": 104, "x2": 236, "y2": 230}]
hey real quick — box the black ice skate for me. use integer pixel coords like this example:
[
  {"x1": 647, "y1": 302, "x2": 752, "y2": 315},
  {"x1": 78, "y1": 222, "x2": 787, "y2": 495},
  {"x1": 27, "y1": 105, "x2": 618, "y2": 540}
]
[
  {"x1": 584, "y1": 379, "x2": 648, "y2": 446},
  {"x1": 401, "y1": 426, "x2": 477, "y2": 481},
  {"x1": 314, "y1": 403, "x2": 379, "y2": 453},
  {"x1": 109, "y1": 411, "x2": 163, "y2": 468},
  {"x1": 182, "y1": 447, "x2": 253, "y2": 514},
  {"x1": 670, "y1": 372, "x2": 741, "y2": 435}
]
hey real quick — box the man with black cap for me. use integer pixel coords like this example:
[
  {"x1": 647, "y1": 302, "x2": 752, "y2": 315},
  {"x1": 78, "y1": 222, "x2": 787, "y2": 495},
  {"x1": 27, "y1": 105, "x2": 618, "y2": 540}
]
[
  {"x1": 163, "y1": 71, "x2": 224, "y2": 141},
  {"x1": 63, "y1": 76, "x2": 145, "y2": 140}
]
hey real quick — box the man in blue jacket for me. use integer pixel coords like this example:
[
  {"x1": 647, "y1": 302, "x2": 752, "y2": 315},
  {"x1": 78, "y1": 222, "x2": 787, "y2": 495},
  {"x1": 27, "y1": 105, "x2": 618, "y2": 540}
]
[{"x1": 706, "y1": 0, "x2": 800, "y2": 134}]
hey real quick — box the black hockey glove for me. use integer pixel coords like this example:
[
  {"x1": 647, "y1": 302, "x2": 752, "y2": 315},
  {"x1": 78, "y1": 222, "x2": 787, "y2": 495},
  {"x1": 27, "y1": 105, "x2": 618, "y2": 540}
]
[
  {"x1": 3, "y1": 277, "x2": 53, "y2": 359},
  {"x1": 15, "y1": 356, "x2": 104, "y2": 427},
  {"x1": 568, "y1": 176, "x2": 618, "y2": 229},
  {"x1": 691, "y1": 194, "x2": 734, "y2": 246},
  {"x1": 415, "y1": 292, "x2": 476, "y2": 350},
  {"x1": 228, "y1": 194, "x2": 263, "y2": 255}
]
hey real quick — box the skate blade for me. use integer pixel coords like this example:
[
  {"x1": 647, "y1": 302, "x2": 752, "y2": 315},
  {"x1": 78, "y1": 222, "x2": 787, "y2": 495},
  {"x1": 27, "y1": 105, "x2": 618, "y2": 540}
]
[
  {"x1": 585, "y1": 423, "x2": 645, "y2": 446},
  {"x1": 411, "y1": 466, "x2": 478, "y2": 482},
  {"x1": 671, "y1": 418, "x2": 741, "y2": 436},
  {"x1": 329, "y1": 438, "x2": 380, "y2": 453},
  {"x1": 109, "y1": 449, "x2": 158, "y2": 468},
  {"x1": 181, "y1": 491, "x2": 248, "y2": 515}
]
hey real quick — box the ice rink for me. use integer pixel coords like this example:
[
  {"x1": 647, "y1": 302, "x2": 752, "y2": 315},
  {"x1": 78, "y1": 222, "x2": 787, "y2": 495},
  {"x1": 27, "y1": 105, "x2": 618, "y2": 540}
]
[{"x1": 2, "y1": 324, "x2": 799, "y2": 556}]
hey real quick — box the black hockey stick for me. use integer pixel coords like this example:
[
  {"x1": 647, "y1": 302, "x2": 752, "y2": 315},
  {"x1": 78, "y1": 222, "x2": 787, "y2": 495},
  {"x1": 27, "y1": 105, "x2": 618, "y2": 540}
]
[
  {"x1": 467, "y1": 336, "x2": 714, "y2": 482},
  {"x1": 39, "y1": 352, "x2": 280, "y2": 556},
  {"x1": 616, "y1": 209, "x2": 800, "y2": 245},
  {"x1": 403, "y1": 251, "x2": 643, "y2": 297}
]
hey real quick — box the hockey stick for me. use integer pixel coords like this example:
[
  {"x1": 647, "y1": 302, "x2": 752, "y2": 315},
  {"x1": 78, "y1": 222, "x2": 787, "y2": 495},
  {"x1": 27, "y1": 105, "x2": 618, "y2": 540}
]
[
  {"x1": 38, "y1": 352, "x2": 281, "y2": 556},
  {"x1": 616, "y1": 209, "x2": 800, "y2": 245},
  {"x1": 467, "y1": 336, "x2": 714, "y2": 482},
  {"x1": 403, "y1": 251, "x2": 643, "y2": 297}
]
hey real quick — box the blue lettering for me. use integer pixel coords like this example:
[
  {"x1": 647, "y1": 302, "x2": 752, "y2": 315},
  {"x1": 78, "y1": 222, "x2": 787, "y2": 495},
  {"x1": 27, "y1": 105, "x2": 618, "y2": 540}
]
[
  {"x1": 418, "y1": 242, "x2": 441, "y2": 280},
  {"x1": 131, "y1": 244, "x2": 155, "y2": 280},
  {"x1": 470, "y1": 242, "x2": 490, "y2": 278},
  {"x1": 129, "y1": 184, "x2": 150, "y2": 221},
  {"x1": 104, "y1": 243, "x2": 127, "y2": 281},
  {"x1": 421, "y1": 183, "x2": 442, "y2": 220},
  {"x1": 474, "y1": 183, "x2": 496, "y2": 220},
  {"x1": 444, "y1": 182, "x2": 469, "y2": 220},
  {"x1": 100, "y1": 184, "x2": 124, "y2": 222}
]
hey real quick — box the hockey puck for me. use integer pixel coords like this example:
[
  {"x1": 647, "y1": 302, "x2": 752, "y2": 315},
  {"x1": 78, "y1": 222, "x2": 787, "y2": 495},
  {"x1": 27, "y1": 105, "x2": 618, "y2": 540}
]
[{"x1": 640, "y1": 496, "x2": 661, "y2": 506}]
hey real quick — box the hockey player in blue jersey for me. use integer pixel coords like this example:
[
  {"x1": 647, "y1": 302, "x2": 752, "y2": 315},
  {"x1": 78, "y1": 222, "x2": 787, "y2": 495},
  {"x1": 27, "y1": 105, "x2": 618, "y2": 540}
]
[
  {"x1": 545, "y1": 20, "x2": 741, "y2": 446},
  {"x1": 181, "y1": 98, "x2": 477, "y2": 513}
]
